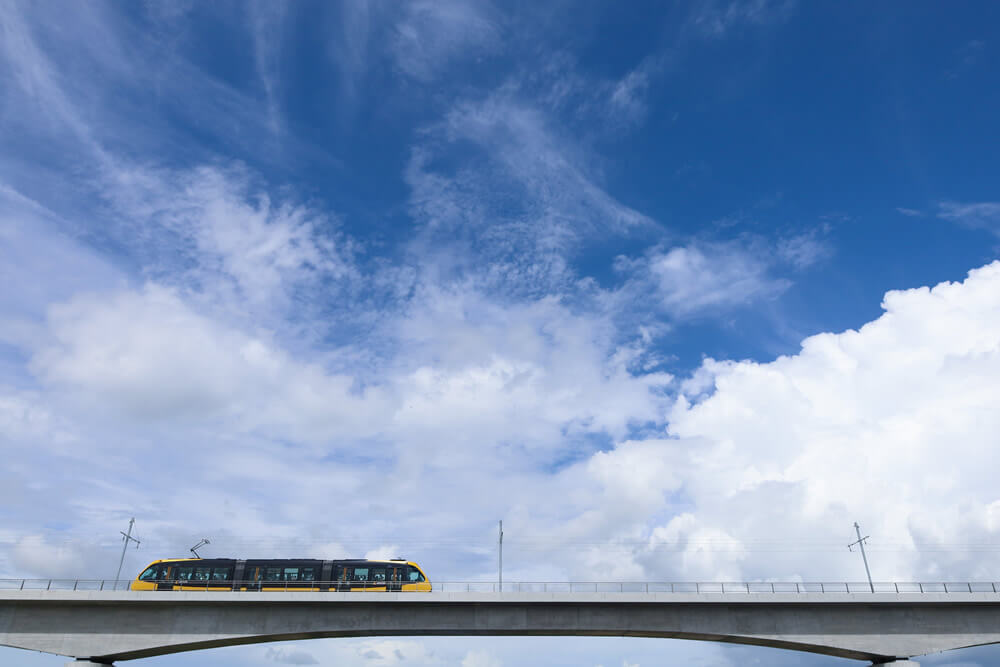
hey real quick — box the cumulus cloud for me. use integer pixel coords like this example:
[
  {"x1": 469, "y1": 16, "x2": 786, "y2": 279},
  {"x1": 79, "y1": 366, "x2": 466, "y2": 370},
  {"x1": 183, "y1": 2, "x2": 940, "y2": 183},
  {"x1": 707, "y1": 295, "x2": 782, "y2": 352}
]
[
  {"x1": 31, "y1": 283, "x2": 388, "y2": 440},
  {"x1": 581, "y1": 261, "x2": 1000, "y2": 581}
]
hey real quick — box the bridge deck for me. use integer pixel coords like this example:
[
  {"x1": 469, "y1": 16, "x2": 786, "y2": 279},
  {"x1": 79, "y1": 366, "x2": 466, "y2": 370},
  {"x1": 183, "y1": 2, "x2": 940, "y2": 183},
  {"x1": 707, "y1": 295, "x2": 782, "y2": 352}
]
[{"x1": 4, "y1": 589, "x2": 1000, "y2": 664}]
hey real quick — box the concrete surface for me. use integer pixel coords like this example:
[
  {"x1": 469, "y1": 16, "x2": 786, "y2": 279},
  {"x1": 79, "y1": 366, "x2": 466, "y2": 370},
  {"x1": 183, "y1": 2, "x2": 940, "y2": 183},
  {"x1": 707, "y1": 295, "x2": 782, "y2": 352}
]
[{"x1": 3, "y1": 591, "x2": 999, "y2": 664}]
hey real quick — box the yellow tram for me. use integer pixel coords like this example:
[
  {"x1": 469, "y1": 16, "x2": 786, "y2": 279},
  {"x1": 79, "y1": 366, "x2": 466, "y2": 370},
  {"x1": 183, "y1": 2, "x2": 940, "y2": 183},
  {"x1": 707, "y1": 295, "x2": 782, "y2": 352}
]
[{"x1": 131, "y1": 558, "x2": 431, "y2": 592}]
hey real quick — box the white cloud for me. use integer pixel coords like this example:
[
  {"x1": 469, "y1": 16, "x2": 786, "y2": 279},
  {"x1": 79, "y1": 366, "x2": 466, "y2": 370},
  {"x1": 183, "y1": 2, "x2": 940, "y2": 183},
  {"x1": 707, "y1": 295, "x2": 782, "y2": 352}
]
[
  {"x1": 30, "y1": 284, "x2": 389, "y2": 441},
  {"x1": 353, "y1": 639, "x2": 439, "y2": 665},
  {"x1": 265, "y1": 647, "x2": 319, "y2": 665},
  {"x1": 618, "y1": 242, "x2": 790, "y2": 318},
  {"x1": 583, "y1": 261, "x2": 1000, "y2": 581},
  {"x1": 462, "y1": 650, "x2": 503, "y2": 667}
]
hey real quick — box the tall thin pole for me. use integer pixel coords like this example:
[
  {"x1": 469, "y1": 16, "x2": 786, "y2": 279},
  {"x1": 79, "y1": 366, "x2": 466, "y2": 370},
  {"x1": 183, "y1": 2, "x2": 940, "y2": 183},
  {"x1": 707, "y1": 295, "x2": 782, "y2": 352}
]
[
  {"x1": 115, "y1": 518, "x2": 140, "y2": 588},
  {"x1": 848, "y1": 521, "x2": 873, "y2": 593},
  {"x1": 498, "y1": 520, "x2": 503, "y2": 593}
]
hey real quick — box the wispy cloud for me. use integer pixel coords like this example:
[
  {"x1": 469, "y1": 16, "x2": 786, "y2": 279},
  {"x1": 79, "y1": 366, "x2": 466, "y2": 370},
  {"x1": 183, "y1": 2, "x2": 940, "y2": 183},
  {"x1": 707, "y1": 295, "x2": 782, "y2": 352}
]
[
  {"x1": 526, "y1": 52, "x2": 665, "y2": 133},
  {"x1": 327, "y1": 0, "x2": 373, "y2": 110},
  {"x1": 938, "y1": 201, "x2": 1000, "y2": 236},
  {"x1": 946, "y1": 39, "x2": 986, "y2": 79},
  {"x1": 99, "y1": 164, "x2": 360, "y2": 317},
  {"x1": 391, "y1": 0, "x2": 503, "y2": 82},
  {"x1": 248, "y1": 0, "x2": 289, "y2": 134},
  {"x1": 0, "y1": 1, "x2": 333, "y2": 188},
  {"x1": 776, "y1": 229, "x2": 833, "y2": 270},
  {"x1": 0, "y1": 1, "x2": 107, "y2": 156},
  {"x1": 406, "y1": 88, "x2": 654, "y2": 296},
  {"x1": 690, "y1": 0, "x2": 797, "y2": 37}
]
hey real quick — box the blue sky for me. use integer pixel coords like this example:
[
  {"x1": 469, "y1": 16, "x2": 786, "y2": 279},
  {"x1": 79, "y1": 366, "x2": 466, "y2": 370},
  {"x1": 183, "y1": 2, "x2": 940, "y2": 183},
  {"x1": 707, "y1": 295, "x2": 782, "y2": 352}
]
[{"x1": 2, "y1": 1, "x2": 1000, "y2": 666}]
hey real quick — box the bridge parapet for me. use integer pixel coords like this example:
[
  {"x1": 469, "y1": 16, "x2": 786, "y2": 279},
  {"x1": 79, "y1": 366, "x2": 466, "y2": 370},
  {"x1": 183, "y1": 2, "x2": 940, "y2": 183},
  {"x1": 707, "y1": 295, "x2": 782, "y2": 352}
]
[{"x1": 3, "y1": 578, "x2": 999, "y2": 594}]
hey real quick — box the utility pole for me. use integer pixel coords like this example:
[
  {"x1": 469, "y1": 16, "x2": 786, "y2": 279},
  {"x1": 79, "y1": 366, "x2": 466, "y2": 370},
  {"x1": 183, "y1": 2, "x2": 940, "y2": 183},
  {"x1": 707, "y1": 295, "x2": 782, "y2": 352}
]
[
  {"x1": 498, "y1": 520, "x2": 503, "y2": 593},
  {"x1": 115, "y1": 518, "x2": 140, "y2": 589},
  {"x1": 848, "y1": 521, "x2": 874, "y2": 593}
]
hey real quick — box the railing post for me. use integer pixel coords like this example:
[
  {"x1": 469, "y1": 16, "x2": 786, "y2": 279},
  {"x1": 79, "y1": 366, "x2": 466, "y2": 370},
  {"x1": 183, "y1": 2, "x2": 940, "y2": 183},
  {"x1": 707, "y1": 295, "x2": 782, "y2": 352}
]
[
  {"x1": 796, "y1": 582, "x2": 800, "y2": 593},
  {"x1": 895, "y1": 582, "x2": 898, "y2": 593},
  {"x1": 19, "y1": 579, "x2": 25, "y2": 590},
  {"x1": 919, "y1": 583, "x2": 923, "y2": 593},
  {"x1": 770, "y1": 583, "x2": 774, "y2": 593}
]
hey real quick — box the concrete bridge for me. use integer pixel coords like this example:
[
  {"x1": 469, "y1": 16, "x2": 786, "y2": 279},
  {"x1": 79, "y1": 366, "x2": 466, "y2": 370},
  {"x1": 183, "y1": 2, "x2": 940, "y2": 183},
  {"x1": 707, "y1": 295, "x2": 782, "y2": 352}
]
[{"x1": 4, "y1": 586, "x2": 1000, "y2": 666}]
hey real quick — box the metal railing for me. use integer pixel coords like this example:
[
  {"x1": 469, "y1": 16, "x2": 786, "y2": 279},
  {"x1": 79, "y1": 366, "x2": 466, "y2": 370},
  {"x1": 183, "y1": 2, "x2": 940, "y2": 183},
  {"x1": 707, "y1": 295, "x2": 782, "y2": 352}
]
[{"x1": 2, "y1": 579, "x2": 1000, "y2": 593}]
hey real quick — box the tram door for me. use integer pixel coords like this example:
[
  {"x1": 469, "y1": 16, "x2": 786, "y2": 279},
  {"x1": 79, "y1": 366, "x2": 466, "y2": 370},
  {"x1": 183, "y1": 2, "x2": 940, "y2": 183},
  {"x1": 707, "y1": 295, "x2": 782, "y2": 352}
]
[
  {"x1": 157, "y1": 564, "x2": 174, "y2": 591},
  {"x1": 387, "y1": 565, "x2": 403, "y2": 592},
  {"x1": 243, "y1": 564, "x2": 262, "y2": 591}
]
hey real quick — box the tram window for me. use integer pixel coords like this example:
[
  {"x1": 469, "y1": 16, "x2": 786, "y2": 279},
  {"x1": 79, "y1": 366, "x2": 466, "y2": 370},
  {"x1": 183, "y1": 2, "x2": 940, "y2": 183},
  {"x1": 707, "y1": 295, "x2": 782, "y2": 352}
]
[
  {"x1": 193, "y1": 566, "x2": 213, "y2": 581},
  {"x1": 352, "y1": 567, "x2": 369, "y2": 581},
  {"x1": 407, "y1": 566, "x2": 425, "y2": 582},
  {"x1": 283, "y1": 568, "x2": 300, "y2": 581},
  {"x1": 175, "y1": 566, "x2": 196, "y2": 581},
  {"x1": 299, "y1": 567, "x2": 316, "y2": 581},
  {"x1": 370, "y1": 567, "x2": 386, "y2": 582},
  {"x1": 211, "y1": 568, "x2": 232, "y2": 581},
  {"x1": 264, "y1": 567, "x2": 284, "y2": 581},
  {"x1": 139, "y1": 564, "x2": 164, "y2": 581}
]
